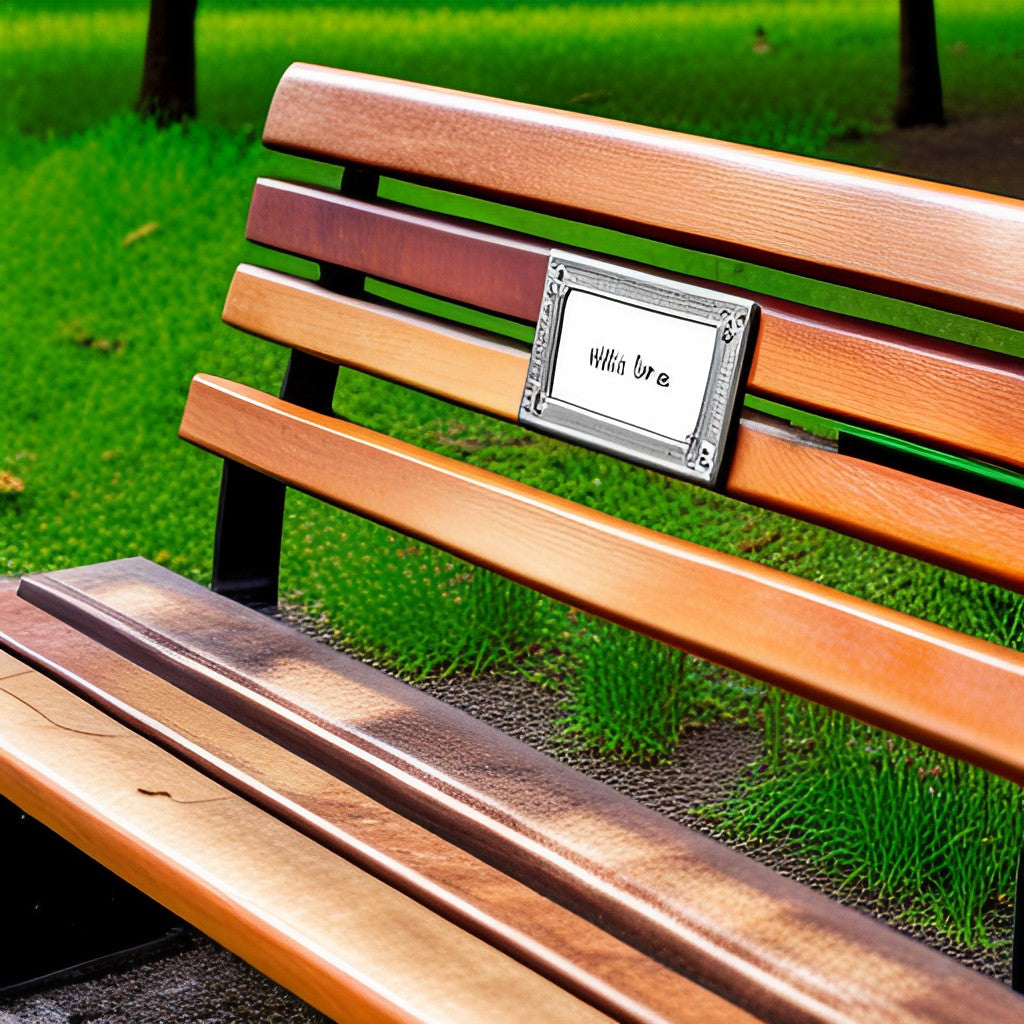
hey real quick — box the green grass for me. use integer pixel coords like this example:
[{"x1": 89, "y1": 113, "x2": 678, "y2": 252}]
[
  {"x1": 4, "y1": 1, "x2": 1023, "y2": 143},
  {"x1": 705, "y1": 693, "x2": 1024, "y2": 946},
  {"x1": 2, "y1": 0, "x2": 1023, "y2": 954}
]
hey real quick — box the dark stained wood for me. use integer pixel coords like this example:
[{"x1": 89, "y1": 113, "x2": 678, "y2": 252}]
[
  {"x1": 176, "y1": 377, "x2": 1024, "y2": 783},
  {"x1": 223, "y1": 270, "x2": 1024, "y2": 591},
  {"x1": 0, "y1": 617, "x2": 612, "y2": 1024},
  {"x1": 17, "y1": 560, "x2": 1024, "y2": 1024},
  {"x1": 239, "y1": 183, "x2": 1024, "y2": 472},
  {"x1": 0, "y1": 590, "x2": 743, "y2": 1024},
  {"x1": 246, "y1": 179, "x2": 549, "y2": 322},
  {"x1": 263, "y1": 64, "x2": 1024, "y2": 328}
]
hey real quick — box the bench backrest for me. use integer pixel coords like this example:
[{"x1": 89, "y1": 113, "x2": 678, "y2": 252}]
[{"x1": 179, "y1": 63, "x2": 1024, "y2": 784}]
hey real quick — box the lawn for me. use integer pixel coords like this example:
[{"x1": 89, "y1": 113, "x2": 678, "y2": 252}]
[{"x1": 2, "y1": 0, "x2": 1022, "y2": 954}]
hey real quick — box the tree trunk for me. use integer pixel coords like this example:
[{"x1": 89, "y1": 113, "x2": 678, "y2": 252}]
[
  {"x1": 895, "y1": 0, "x2": 944, "y2": 128},
  {"x1": 136, "y1": 0, "x2": 198, "y2": 125}
]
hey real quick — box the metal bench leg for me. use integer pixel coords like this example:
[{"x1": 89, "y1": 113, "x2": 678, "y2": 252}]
[
  {"x1": 1013, "y1": 847, "x2": 1023, "y2": 993},
  {"x1": 211, "y1": 166, "x2": 379, "y2": 606},
  {"x1": 210, "y1": 458, "x2": 287, "y2": 606},
  {"x1": 211, "y1": 350, "x2": 341, "y2": 606}
]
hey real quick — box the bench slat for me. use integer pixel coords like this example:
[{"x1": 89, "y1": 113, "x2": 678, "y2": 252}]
[
  {"x1": 178, "y1": 375, "x2": 1024, "y2": 782},
  {"x1": 242, "y1": 182, "x2": 1024, "y2": 473},
  {"x1": 16, "y1": 559, "x2": 1024, "y2": 1024},
  {"x1": 263, "y1": 64, "x2": 1024, "y2": 328},
  {"x1": 225, "y1": 265, "x2": 528, "y2": 420},
  {"x1": 223, "y1": 268, "x2": 1024, "y2": 593},
  {"x1": 0, "y1": 630, "x2": 613, "y2": 1024},
  {"x1": 0, "y1": 590, "x2": 743, "y2": 1024},
  {"x1": 247, "y1": 179, "x2": 549, "y2": 322},
  {"x1": 730, "y1": 415, "x2": 1024, "y2": 593}
]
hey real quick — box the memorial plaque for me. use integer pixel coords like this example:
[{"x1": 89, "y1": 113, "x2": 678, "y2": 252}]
[{"x1": 519, "y1": 252, "x2": 758, "y2": 487}]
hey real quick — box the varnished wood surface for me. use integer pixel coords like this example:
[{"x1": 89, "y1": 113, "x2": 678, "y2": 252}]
[
  {"x1": 15, "y1": 559, "x2": 1024, "y2": 1024},
  {"x1": 748, "y1": 308, "x2": 1024, "y2": 475},
  {"x1": 730, "y1": 415, "x2": 1024, "y2": 593},
  {"x1": 241, "y1": 182, "x2": 1024, "y2": 472},
  {"x1": 246, "y1": 179, "x2": 550, "y2": 323},
  {"x1": 175, "y1": 378, "x2": 1024, "y2": 783},
  {"x1": 0, "y1": 591, "x2": 746, "y2": 1024},
  {"x1": 225, "y1": 265, "x2": 530, "y2": 421},
  {"x1": 263, "y1": 64, "x2": 1024, "y2": 327},
  {"x1": 221, "y1": 275, "x2": 1024, "y2": 591},
  {"x1": 0, "y1": 621, "x2": 613, "y2": 1024}
]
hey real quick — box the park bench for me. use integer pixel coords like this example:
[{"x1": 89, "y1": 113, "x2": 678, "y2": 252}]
[{"x1": 2, "y1": 63, "x2": 1023, "y2": 1023}]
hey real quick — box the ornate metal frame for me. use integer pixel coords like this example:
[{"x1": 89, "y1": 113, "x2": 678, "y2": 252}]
[{"x1": 519, "y1": 251, "x2": 758, "y2": 487}]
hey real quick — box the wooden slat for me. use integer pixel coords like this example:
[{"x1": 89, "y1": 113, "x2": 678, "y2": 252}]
[
  {"x1": 223, "y1": 268, "x2": 1024, "y2": 591},
  {"x1": 0, "y1": 652, "x2": 612, "y2": 1024},
  {"x1": 18, "y1": 560, "x2": 1024, "y2": 1024},
  {"x1": 178, "y1": 376, "x2": 1024, "y2": 783},
  {"x1": 246, "y1": 179, "x2": 549, "y2": 322},
  {"x1": 729, "y1": 415, "x2": 1024, "y2": 594},
  {"x1": 749, "y1": 307, "x2": 1024, "y2": 474},
  {"x1": 263, "y1": 64, "x2": 1024, "y2": 328},
  {"x1": 224, "y1": 265, "x2": 528, "y2": 420},
  {"x1": 240, "y1": 182, "x2": 1024, "y2": 472},
  {"x1": 0, "y1": 590, "x2": 743, "y2": 1024}
]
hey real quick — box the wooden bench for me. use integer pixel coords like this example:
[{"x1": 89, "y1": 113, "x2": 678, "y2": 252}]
[{"x1": 2, "y1": 64, "x2": 1023, "y2": 1023}]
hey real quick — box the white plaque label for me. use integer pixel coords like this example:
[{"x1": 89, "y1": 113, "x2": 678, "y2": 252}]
[{"x1": 519, "y1": 252, "x2": 758, "y2": 486}]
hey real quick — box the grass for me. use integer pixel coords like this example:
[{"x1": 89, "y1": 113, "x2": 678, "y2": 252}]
[
  {"x1": 706, "y1": 693, "x2": 1024, "y2": 946},
  {"x1": 2, "y1": 0, "x2": 1023, "y2": 953},
  {"x1": 4, "y1": 1, "x2": 1024, "y2": 142}
]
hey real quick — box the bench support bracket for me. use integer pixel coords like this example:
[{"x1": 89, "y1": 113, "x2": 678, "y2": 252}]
[{"x1": 211, "y1": 167, "x2": 379, "y2": 606}]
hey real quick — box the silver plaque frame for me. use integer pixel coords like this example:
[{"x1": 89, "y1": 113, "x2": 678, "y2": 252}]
[{"x1": 518, "y1": 251, "x2": 758, "y2": 487}]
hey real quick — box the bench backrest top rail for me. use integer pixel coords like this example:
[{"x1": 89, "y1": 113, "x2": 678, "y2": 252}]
[{"x1": 264, "y1": 63, "x2": 1024, "y2": 329}]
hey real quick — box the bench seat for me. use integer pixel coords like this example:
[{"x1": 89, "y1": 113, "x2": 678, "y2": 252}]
[
  {"x1": 3, "y1": 560, "x2": 1022, "y2": 1024},
  {"x1": 0, "y1": 579, "x2": 738, "y2": 1024},
  {"x1": 0, "y1": 592, "x2": 621, "y2": 1024}
]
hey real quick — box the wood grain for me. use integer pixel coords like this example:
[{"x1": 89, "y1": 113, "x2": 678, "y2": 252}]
[
  {"x1": 748, "y1": 306, "x2": 1024, "y2": 474},
  {"x1": 177, "y1": 377, "x2": 1024, "y2": 782},
  {"x1": 0, "y1": 633, "x2": 612, "y2": 1024},
  {"x1": 262, "y1": 64, "x2": 1024, "y2": 327},
  {"x1": 224, "y1": 265, "x2": 528, "y2": 420},
  {"x1": 728, "y1": 415, "x2": 1024, "y2": 593},
  {"x1": 239, "y1": 178, "x2": 1024, "y2": 472},
  {"x1": 246, "y1": 179, "x2": 549, "y2": 322},
  {"x1": 0, "y1": 590, "x2": 744, "y2": 1024},
  {"x1": 16, "y1": 559, "x2": 1024, "y2": 1024},
  {"x1": 222, "y1": 269, "x2": 1024, "y2": 591}
]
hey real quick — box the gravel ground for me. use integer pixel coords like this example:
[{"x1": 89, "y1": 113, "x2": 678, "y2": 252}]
[{"x1": 0, "y1": 934, "x2": 330, "y2": 1024}]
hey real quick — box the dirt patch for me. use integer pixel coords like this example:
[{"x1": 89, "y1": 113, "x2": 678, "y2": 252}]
[
  {"x1": 0, "y1": 934, "x2": 330, "y2": 1024},
  {"x1": 830, "y1": 113, "x2": 1024, "y2": 198}
]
